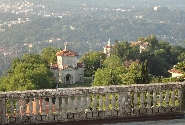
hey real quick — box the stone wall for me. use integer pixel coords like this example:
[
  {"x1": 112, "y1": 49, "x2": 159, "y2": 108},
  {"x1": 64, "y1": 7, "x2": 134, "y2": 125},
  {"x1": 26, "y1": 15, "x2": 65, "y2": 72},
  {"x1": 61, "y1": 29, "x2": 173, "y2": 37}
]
[{"x1": 0, "y1": 82, "x2": 185, "y2": 124}]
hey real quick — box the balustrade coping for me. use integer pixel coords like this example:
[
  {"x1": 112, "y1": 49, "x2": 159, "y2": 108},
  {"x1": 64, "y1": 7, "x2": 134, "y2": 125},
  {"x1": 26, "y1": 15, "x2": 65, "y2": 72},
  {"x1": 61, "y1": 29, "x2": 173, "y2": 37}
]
[{"x1": 0, "y1": 82, "x2": 184, "y2": 95}]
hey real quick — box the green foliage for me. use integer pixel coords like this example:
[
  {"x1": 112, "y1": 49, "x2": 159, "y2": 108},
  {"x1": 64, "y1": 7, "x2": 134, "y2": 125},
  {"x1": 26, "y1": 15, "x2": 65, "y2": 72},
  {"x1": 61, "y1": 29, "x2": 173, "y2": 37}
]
[
  {"x1": 93, "y1": 59, "x2": 150, "y2": 86},
  {"x1": 78, "y1": 51, "x2": 106, "y2": 77},
  {"x1": 138, "y1": 35, "x2": 159, "y2": 49},
  {"x1": 0, "y1": 54, "x2": 54, "y2": 91},
  {"x1": 174, "y1": 61, "x2": 185, "y2": 72},
  {"x1": 103, "y1": 55, "x2": 122, "y2": 69},
  {"x1": 41, "y1": 47, "x2": 61, "y2": 64},
  {"x1": 92, "y1": 68, "x2": 126, "y2": 86},
  {"x1": 139, "y1": 39, "x2": 185, "y2": 77},
  {"x1": 111, "y1": 41, "x2": 139, "y2": 60}
]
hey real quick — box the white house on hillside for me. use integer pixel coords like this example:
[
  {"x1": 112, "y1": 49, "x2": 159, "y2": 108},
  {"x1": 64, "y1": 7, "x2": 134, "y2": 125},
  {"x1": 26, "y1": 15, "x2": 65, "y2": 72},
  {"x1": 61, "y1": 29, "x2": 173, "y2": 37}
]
[
  {"x1": 168, "y1": 65, "x2": 183, "y2": 78},
  {"x1": 131, "y1": 41, "x2": 149, "y2": 53}
]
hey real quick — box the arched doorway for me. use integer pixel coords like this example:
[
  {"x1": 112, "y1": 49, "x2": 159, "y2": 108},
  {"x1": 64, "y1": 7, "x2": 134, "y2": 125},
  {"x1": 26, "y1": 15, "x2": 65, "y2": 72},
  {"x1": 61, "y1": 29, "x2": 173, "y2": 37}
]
[{"x1": 66, "y1": 74, "x2": 71, "y2": 83}]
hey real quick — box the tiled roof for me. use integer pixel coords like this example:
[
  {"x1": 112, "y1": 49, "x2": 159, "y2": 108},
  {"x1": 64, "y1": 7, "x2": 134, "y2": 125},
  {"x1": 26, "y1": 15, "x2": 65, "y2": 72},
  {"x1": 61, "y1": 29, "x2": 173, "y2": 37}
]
[
  {"x1": 56, "y1": 50, "x2": 78, "y2": 56},
  {"x1": 168, "y1": 69, "x2": 183, "y2": 74},
  {"x1": 104, "y1": 45, "x2": 112, "y2": 48},
  {"x1": 131, "y1": 41, "x2": 149, "y2": 46}
]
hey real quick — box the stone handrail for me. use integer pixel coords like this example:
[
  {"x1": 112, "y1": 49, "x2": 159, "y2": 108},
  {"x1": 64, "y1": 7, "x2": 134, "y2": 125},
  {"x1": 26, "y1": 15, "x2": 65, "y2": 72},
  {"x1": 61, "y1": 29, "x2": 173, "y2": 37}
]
[{"x1": 0, "y1": 82, "x2": 185, "y2": 124}]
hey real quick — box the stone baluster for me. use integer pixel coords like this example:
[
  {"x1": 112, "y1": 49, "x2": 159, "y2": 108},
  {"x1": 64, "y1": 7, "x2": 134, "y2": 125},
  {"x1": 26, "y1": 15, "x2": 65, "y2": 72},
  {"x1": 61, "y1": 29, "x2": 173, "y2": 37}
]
[
  {"x1": 72, "y1": 99, "x2": 75, "y2": 113},
  {"x1": 159, "y1": 91, "x2": 163, "y2": 106},
  {"x1": 92, "y1": 95, "x2": 98, "y2": 117},
  {"x1": 86, "y1": 95, "x2": 91, "y2": 112},
  {"x1": 73, "y1": 95, "x2": 80, "y2": 119},
  {"x1": 61, "y1": 97, "x2": 67, "y2": 119},
  {"x1": 86, "y1": 95, "x2": 92, "y2": 118},
  {"x1": 68, "y1": 96, "x2": 72, "y2": 113},
  {"x1": 34, "y1": 98, "x2": 41, "y2": 123},
  {"x1": 171, "y1": 90, "x2": 176, "y2": 112},
  {"x1": 140, "y1": 91, "x2": 145, "y2": 114},
  {"x1": 98, "y1": 94, "x2": 105, "y2": 118},
  {"x1": 9, "y1": 99, "x2": 15, "y2": 123},
  {"x1": 105, "y1": 94, "x2": 110, "y2": 111},
  {"x1": 55, "y1": 96, "x2": 59, "y2": 115},
  {"x1": 20, "y1": 98, "x2": 27, "y2": 122},
  {"x1": 152, "y1": 90, "x2": 158, "y2": 113},
  {"x1": 41, "y1": 97, "x2": 47, "y2": 122},
  {"x1": 29, "y1": 98, "x2": 33, "y2": 115},
  {"x1": 16, "y1": 99, "x2": 21, "y2": 123},
  {"x1": 99, "y1": 95, "x2": 103, "y2": 111},
  {"x1": 54, "y1": 96, "x2": 61, "y2": 121},
  {"x1": 111, "y1": 93, "x2": 116, "y2": 110},
  {"x1": 171, "y1": 90, "x2": 175, "y2": 107},
  {"x1": 159, "y1": 91, "x2": 164, "y2": 113},
  {"x1": 105, "y1": 93, "x2": 111, "y2": 117},
  {"x1": 48, "y1": 97, "x2": 53, "y2": 115},
  {"x1": 48, "y1": 97, "x2": 54, "y2": 121},
  {"x1": 61, "y1": 97, "x2": 66, "y2": 113},
  {"x1": 111, "y1": 93, "x2": 117, "y2": 116},
  {"x1": 146, "y1": 91, "x2": 152, "y2": 114},
  {"x1": 133, "y1": 92, "x2": 139, "y2": 115},
  {"x1": 165, "y1": 90, "x2": 170, "y2": 107},
  {"x1": 74, "y1": 96, "x2": 79, "y2": 112},
  {"x1": 29, "y1": 98, "x2": 35, "y2": 122},
  {"x1": 79, "y1": 95, "x2": 86, "y2": 119},
  {"x1": 42, "y1": 98, "x2": 46, "y2": 115},
  {"x1": 93, "y1": 95, "x2": 97, "y2": 111},
  {"x1": 117, "y1": 93, "x2": 121, "y2": 111},
  {"x1": 117, "y1": 92, "x2": 123, "y2": 116},
  {"x1": 165, "y1": 90, "x2": 170, "y2": 112},
  {"x1": 177, "y1": 89, "x2": 181, "y2": 111},
  {"x1": 35, "y1": 98, "x2": 40, "y2": 115},
  {"x1": 80, "y1": 95, "x2": 85, "y2": 112}
]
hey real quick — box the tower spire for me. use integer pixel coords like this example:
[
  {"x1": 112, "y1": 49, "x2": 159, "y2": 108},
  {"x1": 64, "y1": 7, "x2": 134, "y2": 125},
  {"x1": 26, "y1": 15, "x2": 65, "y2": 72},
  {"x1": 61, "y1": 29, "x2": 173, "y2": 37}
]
[
  {"x1": 108, "y1": 39, "x2": 110, "y2": 46},
  {"x1": 64, "y1": 42, "x2": 69, "y2": 51}
]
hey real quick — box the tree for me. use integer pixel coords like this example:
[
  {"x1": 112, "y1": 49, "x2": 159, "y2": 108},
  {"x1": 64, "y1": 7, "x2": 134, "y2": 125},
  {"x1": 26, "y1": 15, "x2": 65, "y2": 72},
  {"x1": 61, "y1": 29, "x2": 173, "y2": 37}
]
[
  {"x1": 41, "y1": 47, "x2": 61, "y2": 64},
  {"x1": 92, "y1": 58, "x2": 150, "y2": 86},
  {"x1": 0, "y1": 54, "x2": 54, "y2": 91},
  {"x1": 92, "y1": 66, "x2": 127, "y2": 86},
  {"x1": 78, "y1": 51, "x2": 106, "y2": 77},
  {"x1": 111, "y1": 41, "x2": 139, "y2": 60},
  {"x1": 140, "y1": 60, "x2": 150, "y2": 84},
  {"x1": 103, "y1": 55, "x2": 122, "y2": 69},
  {"x1": 138, "y1": 35, "x2": 158, "y2": 49},
  {"x1": 122, "y1": 60, "x2": 142, "y2": 84},
  {"x1": 22, "y1": 54, "x2": 47, "y2": 65}
]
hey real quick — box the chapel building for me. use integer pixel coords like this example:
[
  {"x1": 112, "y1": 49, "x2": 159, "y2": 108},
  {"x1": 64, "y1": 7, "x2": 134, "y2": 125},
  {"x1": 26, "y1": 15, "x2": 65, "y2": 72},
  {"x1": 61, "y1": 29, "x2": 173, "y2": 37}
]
[{"x1": 50, "y1": 42, "x2": 84, "y2": 84}]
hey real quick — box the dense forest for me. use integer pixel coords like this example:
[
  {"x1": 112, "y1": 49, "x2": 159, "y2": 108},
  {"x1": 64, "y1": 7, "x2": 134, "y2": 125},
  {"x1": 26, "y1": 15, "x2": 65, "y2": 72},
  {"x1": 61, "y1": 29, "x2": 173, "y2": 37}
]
[
  {"x1": 79, "y1": 35, "x2": 185, "y2": 86},
  {"x1": 1, "y1": 0, "x2": 185, "y2": 49}
]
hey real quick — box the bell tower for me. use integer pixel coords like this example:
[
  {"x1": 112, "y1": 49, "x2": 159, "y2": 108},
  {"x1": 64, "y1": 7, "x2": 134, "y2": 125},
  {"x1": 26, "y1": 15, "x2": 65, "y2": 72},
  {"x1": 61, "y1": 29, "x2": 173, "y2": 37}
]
[{"x1": 103, "y1": 39, "x2": 112, "y2": 57}]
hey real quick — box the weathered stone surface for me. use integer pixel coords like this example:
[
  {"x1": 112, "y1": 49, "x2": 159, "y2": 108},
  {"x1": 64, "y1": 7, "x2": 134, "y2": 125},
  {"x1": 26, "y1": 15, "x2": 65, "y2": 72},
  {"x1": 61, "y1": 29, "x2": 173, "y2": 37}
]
[{"x1": 0, "y1": 82, "x2": 185, "y2": 124}]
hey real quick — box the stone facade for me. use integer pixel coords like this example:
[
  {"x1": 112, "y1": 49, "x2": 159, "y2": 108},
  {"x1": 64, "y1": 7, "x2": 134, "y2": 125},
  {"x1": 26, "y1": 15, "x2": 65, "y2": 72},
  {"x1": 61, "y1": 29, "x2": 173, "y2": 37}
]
[
  {"x1": 0, "y1": 82, "x2": 185, "y2": 124},
  {"x1": 50, "y1": 42, "x2": 84, "y2": 84}
]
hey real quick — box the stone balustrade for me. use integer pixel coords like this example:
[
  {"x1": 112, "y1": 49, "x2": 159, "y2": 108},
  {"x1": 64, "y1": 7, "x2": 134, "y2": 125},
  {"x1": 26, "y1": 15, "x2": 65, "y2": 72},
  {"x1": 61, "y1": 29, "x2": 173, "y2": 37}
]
[{"x1": 0, "y1": 82, "x2": 185, "y2": 124}]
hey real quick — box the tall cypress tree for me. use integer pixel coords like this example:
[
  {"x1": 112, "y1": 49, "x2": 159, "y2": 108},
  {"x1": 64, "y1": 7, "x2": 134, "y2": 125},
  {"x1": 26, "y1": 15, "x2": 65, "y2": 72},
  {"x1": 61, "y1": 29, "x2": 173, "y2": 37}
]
[{"x1": 141, "y1": 60, "x2": 150, "y2": 84}]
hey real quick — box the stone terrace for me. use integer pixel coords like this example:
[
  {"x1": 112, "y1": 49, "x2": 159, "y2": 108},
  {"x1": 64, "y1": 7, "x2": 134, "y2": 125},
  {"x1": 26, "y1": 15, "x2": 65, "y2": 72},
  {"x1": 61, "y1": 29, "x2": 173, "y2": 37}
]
[{"x1": 0, "y1": 82, "x2": 185, "y2": 124}]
